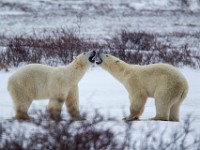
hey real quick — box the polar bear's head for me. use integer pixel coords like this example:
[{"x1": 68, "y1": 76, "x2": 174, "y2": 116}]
[
  {"x1": 95, "y1": 53, "x2": 124, "y2": 71},
  {"x1": 73, "y1": 51, "x2": 96, "y2": 69},
  {"x1": 96, "y1": 53, "x2": 120, "y2": 66},
  {"x1": 95, "y1": 53, "x2": 127, "y2": 81}
]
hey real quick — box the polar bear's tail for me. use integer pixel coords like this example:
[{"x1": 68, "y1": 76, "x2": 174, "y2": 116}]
[
  {"x1": 7, "y1": 78, "x2": 11, "y2": 92},
  {"x1": 7, "y1": 76, "x2": 14, "y2": 92},
  {"x1": 180, "y1": 82, "x2": 189, "y2": 101},
  {"x1": 181, "y1": 89, "x2": 188, "y2": 101}
]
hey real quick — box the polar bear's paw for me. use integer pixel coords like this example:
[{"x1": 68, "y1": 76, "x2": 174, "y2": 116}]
[
  {"x1": 149, "y1": 116, "x2": 169, "y2": 121},
  {"x1": 72, "y1": 116, "x2": 86, "y2": 121},
  {"x1": 123, "y1": 116, "x2": 139, "y2": 121},
  {"x1": 15, "y1": 114, "x2": 34, "y2": 121}
]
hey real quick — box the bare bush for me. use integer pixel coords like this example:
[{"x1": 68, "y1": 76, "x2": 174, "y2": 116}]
[
  {"x1": 0, "y1": 29, "x2": 103, "y2": 67},
  {"x1": 0, "y1": 1, "x2": 33, "y2": 12},
  {"x1": 0, "y1": 111, "x2": 200, "y2": 150},
  {"x1": 0, "y1": 29, "x2": 200, "y2": 70},
  {"x1": 105, "y1": 30, "x2": 200, "y2": 68},
  {"x1": 179, "y1": 0, "x2": 190, "y2": 10}
]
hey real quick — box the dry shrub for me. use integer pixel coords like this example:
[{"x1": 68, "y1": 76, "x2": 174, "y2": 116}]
[
  {"x1": 0, "y1": 29, "x2": 102, "y2": 67},
  {"x1": 0, "y1": 29, "x2": 200, "y2": 69},
  {"x1": 0, "y1": 111, "x2": 200, "y2": 150},
  {"x1": 105, "y1": 30, "x2": 200, "y2": 68}
]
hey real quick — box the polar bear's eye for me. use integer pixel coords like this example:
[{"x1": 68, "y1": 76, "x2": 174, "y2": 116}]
[
  {"x1": 83, "y1": 52, "x2": 86, "y2": 55},
  {"x1": 115, "y1": 60, "x2": 120, "y2": 63}
]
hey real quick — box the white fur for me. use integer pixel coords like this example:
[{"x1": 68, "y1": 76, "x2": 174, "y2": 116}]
[
  {"x1": 98, "y1": 54, "x2": 189, "y2": 121},
  {"x1": 7, "y1": 51, "x2": 94, "y2": 120}
]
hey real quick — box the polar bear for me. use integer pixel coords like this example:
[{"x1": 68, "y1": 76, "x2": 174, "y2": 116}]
[
  {"x1": 7, "y1": 51, "x2": 96, "y2": 120},
  {"x1": 96, "y1": 53, "x2": 189, "y2": 121}
]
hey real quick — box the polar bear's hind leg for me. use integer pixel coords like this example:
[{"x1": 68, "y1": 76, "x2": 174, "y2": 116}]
[
  {"x1": 152, "y1": 99, "x2": 171, "y2": 121},
  {"x1": 169, "y1": 90, "x2": 187, "y2": 121},
  {"x1": 8, "y1": 85, "x2": 32, "y2": 120},
  {"x1": 15, "y1": 100, "x2": 32, "y2": 120},
  {"x1": 152, "y1": 90, "x2": 175, "y2": 121},
  {"x1": 169, "y1": 101, "x2": 182, "y2": 121},
  {"x1": 14, "y1": 97, "x2": 32, "y2": 120}
]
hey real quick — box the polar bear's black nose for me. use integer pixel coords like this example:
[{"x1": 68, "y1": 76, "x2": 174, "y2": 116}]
[
  {"x1": 95, "y1": 52, "x2": 103, "y2": 65},
  {"x1": 92, "y1": 50, "x2": 96, "y2": 55}
]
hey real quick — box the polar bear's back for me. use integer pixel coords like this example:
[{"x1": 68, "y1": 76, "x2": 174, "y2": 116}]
[
  {"x1": 8, "y1": 64, "x2": 54, "y2": 85},
  {"x1": 7, "y1": 64, "x2": 54, "y2": 99},
  {"x1": 134, "y1": 64, "x2": 189, "y2": 97},
  {"x1": 143, "y1": 64, "x2": 186, "y2": 79}
]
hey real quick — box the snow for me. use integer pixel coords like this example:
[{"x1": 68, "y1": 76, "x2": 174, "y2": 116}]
[
  {"x1": 0, "y1": 66, "x2": 200, "y2": 132},
  {"x1": 0, "y1": 0, "x2": 200, "y2": 40},
  {"x1": 0, "y1": 0, "x2": 200, "y2": 147}
]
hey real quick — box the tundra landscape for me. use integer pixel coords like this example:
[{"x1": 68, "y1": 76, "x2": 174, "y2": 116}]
[{"x1": 0, "y1": 0, "x2": 200, "y2": 149}]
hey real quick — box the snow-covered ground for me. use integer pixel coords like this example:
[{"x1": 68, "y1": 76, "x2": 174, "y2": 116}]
[
  {"x1": 1, "y1": 0, "x2": 199, "y2": 123},
  {"x1": 0, "y1": 66, "x2": 200, "y2": 133},
  {"x1": 0, "y1": 0, "x2": 200, "y2": 148},
  {"x1": 0, "y1": 0, "x2": 200, "y2": 41}
]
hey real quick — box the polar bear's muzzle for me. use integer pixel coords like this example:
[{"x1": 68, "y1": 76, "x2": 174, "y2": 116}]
[
  {"x1": 88, "y1": 51, "x2": 96, "y2": 63},
  {"x1": 95, "y1": 52, "x2": 103, "y2": 65}
]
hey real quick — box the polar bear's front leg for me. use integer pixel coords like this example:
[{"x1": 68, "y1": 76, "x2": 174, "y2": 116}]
[
  {"x1": 65, "y1": 86, "x2": 85, "y2": 121},
  {"x1": 48, "y1": 98, "x2": 64, "y2": 121},
  {"x1": 123, "y1": 94, "x2": 147, "y2": 121}
]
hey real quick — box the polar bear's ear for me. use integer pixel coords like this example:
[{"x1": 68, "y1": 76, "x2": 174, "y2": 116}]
[
  {"x1": 73, "y1": 56, "x2": 77, "y2": 60},
  {"x1": 115, "y1": 60, "x2": 120, "y2": 63}
]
